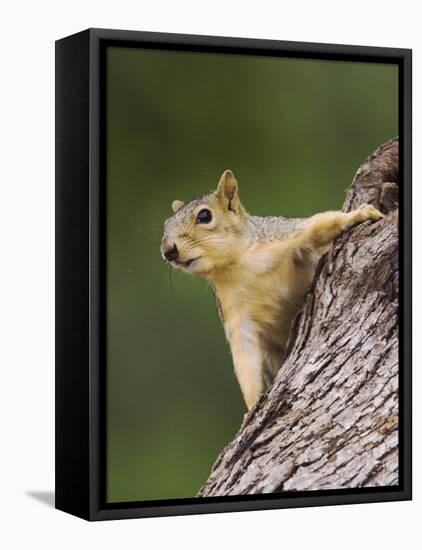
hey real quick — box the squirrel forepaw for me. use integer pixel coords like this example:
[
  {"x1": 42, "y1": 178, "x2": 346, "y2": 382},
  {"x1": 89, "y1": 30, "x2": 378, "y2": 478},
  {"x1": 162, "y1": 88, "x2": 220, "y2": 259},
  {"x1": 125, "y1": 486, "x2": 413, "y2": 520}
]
[{"x1": 355, "y1": 203, "x2": 385, "y2": 223}]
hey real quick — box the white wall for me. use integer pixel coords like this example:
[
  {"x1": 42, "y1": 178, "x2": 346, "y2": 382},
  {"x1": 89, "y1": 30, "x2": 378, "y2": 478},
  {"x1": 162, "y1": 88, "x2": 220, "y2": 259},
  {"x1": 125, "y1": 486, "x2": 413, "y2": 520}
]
[{"x1": 0, "y1": 1, "x2": 419, "y2": 548}]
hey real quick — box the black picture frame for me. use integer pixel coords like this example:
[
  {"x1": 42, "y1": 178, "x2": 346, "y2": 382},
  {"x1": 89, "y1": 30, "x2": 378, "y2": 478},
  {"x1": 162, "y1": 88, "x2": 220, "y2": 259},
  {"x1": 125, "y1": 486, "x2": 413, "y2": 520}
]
[{"x1": 55, "y1": 28, "x2": 412, "y2": 521}]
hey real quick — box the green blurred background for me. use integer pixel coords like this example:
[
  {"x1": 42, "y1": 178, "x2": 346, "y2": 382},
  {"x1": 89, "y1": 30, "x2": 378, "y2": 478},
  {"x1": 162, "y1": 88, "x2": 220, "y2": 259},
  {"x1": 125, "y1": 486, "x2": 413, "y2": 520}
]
[{"x1": 106, "y1": 46, "x2": 398, "y2": 503}]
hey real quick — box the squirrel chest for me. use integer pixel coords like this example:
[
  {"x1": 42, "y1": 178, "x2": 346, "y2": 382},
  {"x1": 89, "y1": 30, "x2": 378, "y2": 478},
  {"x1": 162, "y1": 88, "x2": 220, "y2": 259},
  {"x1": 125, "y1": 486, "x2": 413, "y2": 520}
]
[{"x1": 213, "y1": 241, "x2": 317, "y2": 381}]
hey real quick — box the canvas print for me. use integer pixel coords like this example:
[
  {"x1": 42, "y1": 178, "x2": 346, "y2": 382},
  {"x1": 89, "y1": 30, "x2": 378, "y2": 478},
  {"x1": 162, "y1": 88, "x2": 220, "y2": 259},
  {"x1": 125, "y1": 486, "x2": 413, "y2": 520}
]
[{"x1": 106, "y1": 47, "x2": 399, "y2": 503}]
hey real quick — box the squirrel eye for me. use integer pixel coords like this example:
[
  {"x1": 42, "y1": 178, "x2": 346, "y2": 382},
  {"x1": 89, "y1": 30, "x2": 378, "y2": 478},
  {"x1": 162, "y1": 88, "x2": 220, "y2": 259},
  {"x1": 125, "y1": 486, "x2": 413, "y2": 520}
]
[{"x1": 196, "y1": 208, "x2": 213, "y2": 224}]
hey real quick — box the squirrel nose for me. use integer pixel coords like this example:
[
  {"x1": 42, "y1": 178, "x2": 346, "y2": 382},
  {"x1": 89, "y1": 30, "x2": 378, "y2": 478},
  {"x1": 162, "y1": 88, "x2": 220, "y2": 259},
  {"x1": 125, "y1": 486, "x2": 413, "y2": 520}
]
[{"x1": 164, "y1": 243, "x2": 179, "y2": 262}]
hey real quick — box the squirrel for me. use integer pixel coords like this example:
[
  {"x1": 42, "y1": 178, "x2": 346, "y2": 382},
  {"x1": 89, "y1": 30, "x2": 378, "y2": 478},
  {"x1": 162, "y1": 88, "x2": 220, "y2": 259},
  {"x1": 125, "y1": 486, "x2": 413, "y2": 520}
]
[{"x1": 161, "y1": 170, "x2": 384, "y2": 411}]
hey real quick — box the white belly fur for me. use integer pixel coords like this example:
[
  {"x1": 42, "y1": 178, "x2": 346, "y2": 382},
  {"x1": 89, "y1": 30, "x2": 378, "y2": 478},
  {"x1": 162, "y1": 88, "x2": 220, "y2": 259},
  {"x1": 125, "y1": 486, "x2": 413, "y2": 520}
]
[{"x1": 213, "y1": 245, "x2": 318, "y2": 407}]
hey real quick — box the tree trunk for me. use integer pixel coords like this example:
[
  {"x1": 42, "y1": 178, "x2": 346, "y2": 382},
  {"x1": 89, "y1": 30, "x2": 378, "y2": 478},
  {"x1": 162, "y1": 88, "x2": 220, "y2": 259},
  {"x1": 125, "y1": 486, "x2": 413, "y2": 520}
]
[{"x1": 199, "y1": 138, "x2": 399, "y2": 496}]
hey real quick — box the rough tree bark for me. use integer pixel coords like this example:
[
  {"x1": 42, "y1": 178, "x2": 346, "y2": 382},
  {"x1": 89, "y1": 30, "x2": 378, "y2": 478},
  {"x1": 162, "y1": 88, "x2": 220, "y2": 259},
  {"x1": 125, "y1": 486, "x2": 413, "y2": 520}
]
[{"x1": 199, "y1": 138, "x2": 399, "y2": 496}]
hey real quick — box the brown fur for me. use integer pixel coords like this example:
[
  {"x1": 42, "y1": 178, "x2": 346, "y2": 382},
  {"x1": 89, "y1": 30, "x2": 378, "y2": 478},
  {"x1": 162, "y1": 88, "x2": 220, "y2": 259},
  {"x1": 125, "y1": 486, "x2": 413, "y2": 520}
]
[{"x1": 161, "y1": 170, "x2": 384, "y2": 410}]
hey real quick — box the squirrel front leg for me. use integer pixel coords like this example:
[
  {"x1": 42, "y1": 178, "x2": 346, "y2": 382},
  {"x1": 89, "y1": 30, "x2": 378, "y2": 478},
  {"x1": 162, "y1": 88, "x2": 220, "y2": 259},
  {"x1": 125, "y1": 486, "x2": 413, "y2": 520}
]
[
  {"x1": 227, "y1": 320, "x2": 264, "y2": 410},
  {"x1": 298, "y1": 203, "x2": 384, "y2": 253}
]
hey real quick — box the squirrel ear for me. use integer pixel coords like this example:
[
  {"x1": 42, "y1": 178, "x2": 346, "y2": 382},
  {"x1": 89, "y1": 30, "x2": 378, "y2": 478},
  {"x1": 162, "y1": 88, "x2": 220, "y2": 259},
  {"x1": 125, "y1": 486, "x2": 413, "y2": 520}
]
[
  {"x1": 215, "y1": 170, "x2": 240, "y2": 213},
  {"x1": 172, "y1": 200, "x2": 184, "y2": 213}
]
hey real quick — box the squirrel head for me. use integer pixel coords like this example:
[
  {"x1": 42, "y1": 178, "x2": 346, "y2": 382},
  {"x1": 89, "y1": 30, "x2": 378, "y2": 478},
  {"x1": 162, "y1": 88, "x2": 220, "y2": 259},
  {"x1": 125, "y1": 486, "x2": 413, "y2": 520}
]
[{"x1": 161, "y1": 170, "x2": 246, "y2": 276}]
